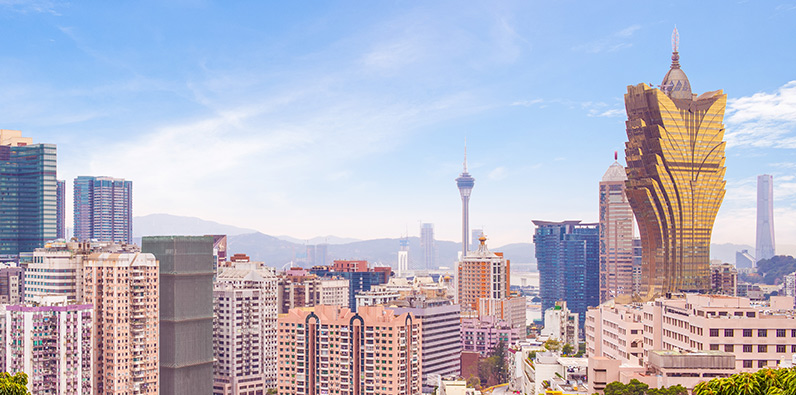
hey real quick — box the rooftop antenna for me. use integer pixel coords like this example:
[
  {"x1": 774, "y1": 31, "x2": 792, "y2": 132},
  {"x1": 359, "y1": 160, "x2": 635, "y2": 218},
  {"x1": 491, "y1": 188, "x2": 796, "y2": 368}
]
[
  {"x1": 614, "y1": 151, "x2": 618, "y2": 161},
  {"x1": 672, "y1": 26, "x2": 679, "y2": 53}
]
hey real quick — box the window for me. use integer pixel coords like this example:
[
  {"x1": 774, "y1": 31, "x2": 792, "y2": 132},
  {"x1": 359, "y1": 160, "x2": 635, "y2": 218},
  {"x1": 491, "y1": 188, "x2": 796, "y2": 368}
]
[
  {"x1": 724, "y1": 344, "x2": 734, "y2": 352},
  {"x1": 743, "y1": 329, "x2": 753, "y2": 337},
  {"x1": 743, "y1": 360, "x2": 753, "y2": 368},
  {"x1": 747, "y1": 312, "x2": 755, "y2": 318},
  {"x1": 777, "y1": 345, "x2": 786, "y2": 353},
  {"x1": 758, "y1": 345, "x2": 768, "y2": 353},
  {"x1": 724, "y1": 329, "x2": 734, "y2": 337},
  {"x1": 759, "y1": 360, "x2": 767, "y2": 368},
  {"x1": 743, "y1": 345, "x2": 753, "y2": 353},
  {"x1": 758, "y1": 329, "x2": 768, "y2": 337},
  {"x1": 777, "y1": 329, "x2": 786, "y2": 338},
  {"x1": 709, "y1": 329, "x2": 719, "y2": 337},
  {"x1": 710, "y1": 344, "x2": 719, "y2": 351}
]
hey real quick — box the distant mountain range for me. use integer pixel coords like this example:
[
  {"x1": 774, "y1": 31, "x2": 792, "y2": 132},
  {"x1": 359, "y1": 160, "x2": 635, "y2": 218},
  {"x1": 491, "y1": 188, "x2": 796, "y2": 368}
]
[{"x1": 133, "y1": 213, "x2": 790, "y2": 270}]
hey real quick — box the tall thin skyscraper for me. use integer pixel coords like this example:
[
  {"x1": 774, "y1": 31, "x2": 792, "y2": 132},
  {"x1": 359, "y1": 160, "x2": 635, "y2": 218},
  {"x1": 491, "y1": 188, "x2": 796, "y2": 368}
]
[
  {"x1": 533, "y1": 220, "x2": 599, "y2": 329},
  {"x1": 397, "y1": 235, "x2": 409, "y2": 276},
  {"x1": 456, "y1": 143, "x2": 475, "y2": 256},
  {"x1": 74, "y1": 176, "x2": 133, "y2": 244},
  {"x1": 142, "y1": 236, "x2": 215, "y2": 395},
  {"x1": 756, "y1": 174, "x2": 775, "y2": 263},
  {"x1": 56, "y1": 180, "x2": 65, "y2": 239},
  {"x1": 599, "y1": 157, "x2": 634, "y2": 302},
  {"x1": 624, "y1": 28, "x2": 726, "y2": 298},
  {"x1": 420, "y1": 223, "x2": 436, "y2": 270},
  {"x1": 0, "y1": 130, "x2": 57, "y2": 258}
]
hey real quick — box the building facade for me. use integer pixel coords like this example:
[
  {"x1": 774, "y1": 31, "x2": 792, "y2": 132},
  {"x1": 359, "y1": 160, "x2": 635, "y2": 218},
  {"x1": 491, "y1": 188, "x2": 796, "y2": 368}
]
[
  {"x1": 586, "y1": 294, "x2": 796, "y2": 373},
  {"x1": 24, "y1": 240, "x2": 89, "y2": 303},
  {"x1": 533, "y1": 220, "x2": 599, "y2": 328},
  {"x1": 756, "y1": 174, "x2": 775, "y2": 263},
  {"x1": 387, "y1": 297, "x2": 461, "y2": 387},
  {"x1": 624, "y1": 29, "x2": 726, "y2": 298},
  {"x1": 457, "y1": 236, "x2": 509, "y2": 313},
  {"x1": 57, "y1": 179, "x2": 66, "y2": 239},
  {"x1": 0, "y1": 130, "x2": 57, "y2": 258},
  {"x1": 310, "y1": 261, "x2": 389, "y2": 311},
  {"x1": 276, "y1": 305, "x2": 423, "y2": 395},
  {"x1": 213, "y1": 262, "x2": 279, "y2": 394},
  {"x1": 1, "y1": 297, "x2": 93, "y2": 394},
  {"x1": 142, "y1": 236, "x2": 215, "y2": 395},
  {"x1": 0, "y1": 264, "x2": 23, "y2": 304},
  {"x1": 420, "y1": 223, "x2": 436, "y2": 270},
  {"x1": 74, "y1": 176, "x2": 133, "y2": 244},
  {"x1": 83, "y1": 250, "x2": 159, "y2": 394},
  {"x1": 599, "y1": 160, "x2": 635, "y2": 302},
  {"x1": 541, "y1": 301, "x2": 580, "y2": 352},
  {"x1": 277, "y1": 269, "x2": 349, "y2": 314},
  {"x1": 710, "y1": 263, "x2": 737, "y2": 296}
]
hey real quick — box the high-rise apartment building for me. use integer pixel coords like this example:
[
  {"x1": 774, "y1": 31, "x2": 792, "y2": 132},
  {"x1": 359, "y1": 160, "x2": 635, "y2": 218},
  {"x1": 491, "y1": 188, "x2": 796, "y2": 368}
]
[
  {"x1": 541, "y1": 301, "x2": 579, "y2": 352},
  {"x1": 277, "y1": 269, "x2": 349, "y2": 313},
  {"x1": 456, "y1": 145, "x2": 475, "y2": 256},
  {"x1": 533, "y1": 220, "x2": 599, "y2": 328},
  {"x1": 420, "y1": 223, "x2": 436, "y2": 270},
  {"x1": 83, "y1": 249, "x2": 159, "y2": 394},
  {"x1": 213, "y1": 262, "x2": 278, "y2": 394},
  {"x1": 57, "y1": 179, "x2": 66, "y2": 239},
  {"x1": 310, "y1": 260, "x2": 390, "y2": 311},
  {"x1": 1, "y1": 296, "x2": 93, "y2": 394},
  {"x1": 24, "y1": 240, "x2": 89, "y2": 302},
  {"x1": 276, "y1": 305, "x2": 423, "y2": 395},
  {"x1": 0, "y1": 130, "x2": 57, "y2": 258},
  {"x1": 599, "y1": 160, "x2": 635, "y2": 303},
  {"x1": 624, "y1": 29, "x2": 726, "y2": 298},
  {"x1": 710, "y1": 262, "x2": 737, "y2": 296},
  {"x1": 74, "y1": 176, "x2": 133, "y2": 244},
  {"x1": 142, "y1": 236, "x2": 215, "y2": 395},
  {"x1": 756, "y1": 174, "x2": 775, "y2": 263},
  {"x1": 457, "y1": 236, "x2": 509, "y2": 313},
  {"x1": 387, "y1": 296, "x2": 461, "y2": 388}
]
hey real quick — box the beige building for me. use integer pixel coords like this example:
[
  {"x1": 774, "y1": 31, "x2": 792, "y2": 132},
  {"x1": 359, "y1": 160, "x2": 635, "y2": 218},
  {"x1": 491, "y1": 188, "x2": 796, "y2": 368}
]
[
  {"x1": 710, "y1": 263, "x2": 737, "y2": 296},
  {"x1": 587, "y1": 293, "x2": 796, "y2": 391},
  {"x1": 212, "y1": 262, "x2": 279, "y2": 394},
  {"x1": 83, "y1": 250, "x2": 159, "y2": 394},
  {"x1": 599, "y1": 160, "x2": 635, "y2": 303},
  {"x1": 276, "y1": 305, "x2": 423, "y2": 395}
]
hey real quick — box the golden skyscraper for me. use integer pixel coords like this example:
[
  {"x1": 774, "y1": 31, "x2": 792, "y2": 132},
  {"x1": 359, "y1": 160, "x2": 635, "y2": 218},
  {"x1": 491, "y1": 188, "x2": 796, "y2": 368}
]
[{"x1": 624, "y1": 28, "x2": 726, "y2": 299}]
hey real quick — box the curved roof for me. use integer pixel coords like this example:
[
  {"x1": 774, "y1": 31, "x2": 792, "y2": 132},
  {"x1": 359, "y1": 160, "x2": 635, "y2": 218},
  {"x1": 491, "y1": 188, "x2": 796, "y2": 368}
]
[
  {"x1": 661, "y1": 51, "x2": 692, "y2": 100},
  {"x1": 602, "y1": 161, "x2": 627, "y2": 182}
]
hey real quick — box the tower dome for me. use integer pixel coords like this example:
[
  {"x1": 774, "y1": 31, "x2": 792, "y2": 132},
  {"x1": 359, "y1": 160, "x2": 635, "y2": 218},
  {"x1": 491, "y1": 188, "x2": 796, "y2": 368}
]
[{"x1": 661, "y1": 27, "x2": 692, "y2": 100}]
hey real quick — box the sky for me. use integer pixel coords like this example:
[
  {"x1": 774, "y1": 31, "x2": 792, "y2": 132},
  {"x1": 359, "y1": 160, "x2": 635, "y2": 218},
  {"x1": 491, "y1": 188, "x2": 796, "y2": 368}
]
[{"x1": 1, "y1": 1, "x2": 796, "y2": 248}]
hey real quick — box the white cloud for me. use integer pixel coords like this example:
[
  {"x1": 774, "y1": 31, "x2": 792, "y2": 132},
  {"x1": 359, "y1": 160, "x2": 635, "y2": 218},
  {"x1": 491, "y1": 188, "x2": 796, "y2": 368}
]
[
  {"x1": 511, "y1": 99, "x2": 543, "y2": 107},
  {"x1": 725, "y1": 80, "x2": 796, "y2": 148},
  {"x1": 572, "y1": 24, "x2": 640, "y2": 53},
  {"x1": 489, "y1": 166, "x2": 507, "y2": 180}
]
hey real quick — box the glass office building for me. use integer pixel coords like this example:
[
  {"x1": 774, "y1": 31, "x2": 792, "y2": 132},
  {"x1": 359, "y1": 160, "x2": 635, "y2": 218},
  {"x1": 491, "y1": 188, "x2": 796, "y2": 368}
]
[
  {"x1": 0, "y1": 133, "x2": 58, "y2": 258},
  {"x1": 73, "y1": 176, "x2": 133, "y2": 244}
]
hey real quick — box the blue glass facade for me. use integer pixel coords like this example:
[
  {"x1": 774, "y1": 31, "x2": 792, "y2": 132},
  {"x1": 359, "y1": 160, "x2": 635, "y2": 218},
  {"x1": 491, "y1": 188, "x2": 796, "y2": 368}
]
[
  {"x1": 0, "y1": 143, "x2": 58, "y2": 258},
  {"x1": 56, "y1": 180, "x2": 65, "y2": 239},
  {"x1": 309, "y1": 268, "x2": 388, "y2": 311},
  {"x1": 533, "y1": 220, "x2": 599, "y2": 329},
  {"x1": 73, "y1": 176, "x2": 133, "y2": 244}
]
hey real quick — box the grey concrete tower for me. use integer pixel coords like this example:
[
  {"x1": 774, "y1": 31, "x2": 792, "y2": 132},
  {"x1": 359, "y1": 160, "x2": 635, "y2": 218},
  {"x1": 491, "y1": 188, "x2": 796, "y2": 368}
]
[
  {"x1": 142, "y1": 236, "x2": 215, "y2": 395},
  {"x1": 756, "y1": 174, "x2": 775, "y2": 263},
  {"x1": 456, "y1": 142, "x2": 475, "y2": 256}
]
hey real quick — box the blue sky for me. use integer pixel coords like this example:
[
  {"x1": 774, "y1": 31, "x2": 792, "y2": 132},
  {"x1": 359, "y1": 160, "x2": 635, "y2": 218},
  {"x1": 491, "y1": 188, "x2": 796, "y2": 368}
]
[{"x1": 2, "y1": 1, "x2": 796, "y2": 249}]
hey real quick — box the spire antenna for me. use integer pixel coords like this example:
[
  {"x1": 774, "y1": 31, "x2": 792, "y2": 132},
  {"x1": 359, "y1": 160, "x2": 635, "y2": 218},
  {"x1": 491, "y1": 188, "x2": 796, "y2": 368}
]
[
  {"x1": 463, "y1": 137, "x2": 468, "y2": 172},
  {"x1": 672, "y1": 26, "x2": 679, "y2": 53}
]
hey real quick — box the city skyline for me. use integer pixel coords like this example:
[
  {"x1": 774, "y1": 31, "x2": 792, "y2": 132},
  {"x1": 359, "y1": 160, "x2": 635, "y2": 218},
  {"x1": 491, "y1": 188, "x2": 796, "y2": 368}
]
[{"x1": 1, "y1": 2, "x2": 795, "y2": 247}]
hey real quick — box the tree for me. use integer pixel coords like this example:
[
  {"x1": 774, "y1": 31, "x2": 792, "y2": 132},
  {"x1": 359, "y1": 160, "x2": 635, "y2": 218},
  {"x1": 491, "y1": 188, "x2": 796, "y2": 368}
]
[
  {"x1": 466, "y1": 375, "x2": 481, "y2": 389},
  {"x1": 0, "y1": 372, "x2": 29, "y2": 395},
  {"x1": 692, "y1": 367, "x2": 796, "y2": 395},
  {"x1": 543, "y1": 339, "x2": 561, "y2": 353},
  {"x1": 562, "y1": 343, "x2": 574, "y2": 356},
  {"x1": 493, "y1": 341, "x2": 508, "y2": 383}
]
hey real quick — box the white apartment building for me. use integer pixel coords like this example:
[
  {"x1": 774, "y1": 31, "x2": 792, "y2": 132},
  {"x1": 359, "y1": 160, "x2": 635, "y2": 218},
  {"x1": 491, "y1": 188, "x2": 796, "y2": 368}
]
[
  {"x1": 213, "y1": 262, "x2": 278, "y2": 394},
  {"x1": 1, "y1": 296, "x2": 93, "y2": 394},
  {"x1": 319, "y1": 278, "x2": 349, "y2": 306},
  {"x1": 541, "y1": 301, "x2": 580, "y2": 353},
  {"x1": 587, "y1": 294, "x2": 796, "y2": 374}
]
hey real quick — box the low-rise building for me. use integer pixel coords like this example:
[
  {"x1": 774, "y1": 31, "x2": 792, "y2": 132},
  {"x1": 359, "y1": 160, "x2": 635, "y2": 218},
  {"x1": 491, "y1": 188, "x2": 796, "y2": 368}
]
[
  {"x1": 542, "y1": 301, "x2": 580, "y2": 353},
  {"x1": 461, "y1": 315, "x2": 523, "y2": 357}
]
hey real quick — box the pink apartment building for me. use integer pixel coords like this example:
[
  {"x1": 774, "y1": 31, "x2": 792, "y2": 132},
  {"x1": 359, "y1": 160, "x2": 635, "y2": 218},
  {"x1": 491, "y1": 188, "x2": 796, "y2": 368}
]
[
  {"x1": 83, "y1": 252, "x2": 159, "y2": 394},
  {"x1": 587, "y1": 293, "x2": 796, "y2": 390},
  {"x1": 276, "y1": 305, "x2": 422, "y2": 395},
  {"x1": 1, "y1": 296, "x2": 93, "y2": 394}
]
